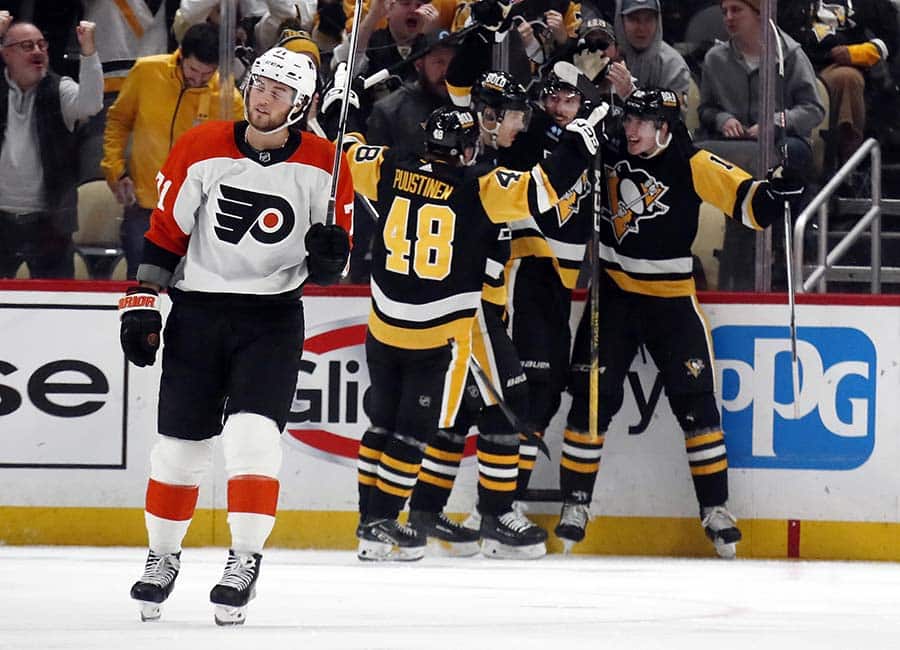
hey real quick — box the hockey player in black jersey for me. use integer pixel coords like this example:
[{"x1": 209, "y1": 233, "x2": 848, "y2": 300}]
[
  {"x1": 405, "y1": 72, "x2": 554, "y2": 559},
  {"x1": 346, "y1": 104, "x2": 605, "y2": 561},
  {"x1": 555, "y1": 88, "x2": 804, "y2": 557},
  {"x1": 447, "y1": 29, "x2": 600, "y2": 505}
]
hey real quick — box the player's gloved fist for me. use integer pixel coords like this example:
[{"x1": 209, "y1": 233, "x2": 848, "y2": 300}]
[
  {"x1": 766, "y1": 165, "x2": 805, "y2": 207},
  {"x1": 564, "y1": 114, "x2": 602, "y2": 159},
  {"x1": 118, "y1": 286, "x2": 162, "y2": 367},
  {"x1": 471, "y1": 0, "x2": 510, "y2": 31},
  {"x1": 321, "y1": 62, "x2": 360, "y2": 118},
  {"x1": 306, "y1": 223, "x2": 350, "y2": 285}
]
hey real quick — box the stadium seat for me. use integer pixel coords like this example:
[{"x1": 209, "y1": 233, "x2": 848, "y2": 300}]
[{"x1": 74, "y1": 181, "x2": 125, "y2": 280}]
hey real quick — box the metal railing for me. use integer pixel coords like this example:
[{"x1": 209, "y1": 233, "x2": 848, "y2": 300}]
[{"x1": 792, "y1": 138, "x2": 882, "y2": 293}]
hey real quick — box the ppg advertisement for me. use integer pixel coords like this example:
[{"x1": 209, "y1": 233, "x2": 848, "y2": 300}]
[{"x1": 715, "y1": 325, "x2": 877, "y2": 471}]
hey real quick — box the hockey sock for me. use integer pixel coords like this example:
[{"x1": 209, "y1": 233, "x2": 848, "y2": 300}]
[
  {"x1": 514, "y1": 430, "x2": 542, "y2": 499},
  {"x1": 476, "y1": 433, "x2": 519, "y2": 515},
  {"x1": 559, "y1": 427, "x2": 603, "y2": 504},
  {"x1": 144, "y1": 478, "x2": 199, "y2": 554},
  {"x1": 685, "y1": 430, "x2": 729, "y2": 507},
  {"x1": 357, "y1": 428, "x2": 389, "y2": 520},
  {"x1": 409, "y1": 429, "x2": 466, "y2": 513},
  {"x1": 368, "y1": 435, "x2": 425, "y2": 520},
  {"x1": 226, "y1": 475, "x2": 279, "y2": 554}
]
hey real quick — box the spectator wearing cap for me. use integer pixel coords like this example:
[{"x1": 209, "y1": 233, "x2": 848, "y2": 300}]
[
  {"x1": 366, "y1": 29, "x2": 455, "y2": 151},
  {"x1": 0, "y1": 15, "x2": 102, "y2": 279},
  {"x1": 697, "y1": 0, "x2": 824, "y2": 291},
  {"x1": 607, "y1": 0, "x2": 690, "y2": 104},
  {"x1": 100, "y1": 23, "x2": 243, "y2": 280}
]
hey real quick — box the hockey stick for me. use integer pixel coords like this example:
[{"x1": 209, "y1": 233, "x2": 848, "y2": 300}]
[
  {"x1": 469, "y1": 351, "x2": 551, "y2": 459},
  {"x1": 771, "y1": 18, "x2": 801, "y2": 418},
  {"x1": 588, "y1": 148, "x2": 602, "y2": 442},
  {"x1": 325, "y1": 0, "x2": 366, "y2": 226}
]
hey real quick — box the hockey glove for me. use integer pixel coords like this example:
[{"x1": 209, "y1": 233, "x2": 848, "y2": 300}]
[
  {"x1": 766, "y1": 165, "x2": 805, "y2": 209},
  {"x1": 306, "y1": 223, "x2": 350, "y2": 285},
  {"x1": 563, "y1": 103, "x2": 609, "y2": 160},
  {"x1": 321, "y1": 62, "x2": 361, "y2": 120},
  {"x1": 119, "y1": 286, "x2": 162, "y2": 367}
]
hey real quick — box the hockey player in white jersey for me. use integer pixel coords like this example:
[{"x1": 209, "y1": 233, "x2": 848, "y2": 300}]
[{"x1": 120, "y1": 47, "x2": 353, "y2": 625}]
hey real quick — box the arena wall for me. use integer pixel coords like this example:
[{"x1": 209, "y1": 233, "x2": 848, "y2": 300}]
[{"x1": 0, "y1": 282, "x2": 897, "y2": 560}]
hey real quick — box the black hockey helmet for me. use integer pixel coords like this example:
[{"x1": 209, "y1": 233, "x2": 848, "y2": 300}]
[
  {"x1": 472, "y1": 70, "x2": 532, "y2": 130},
  {"x1": 623, "y1": 87, "x2": 681, "y2": 128},
  {"x1": 537, "y1": 65, "x2": 595, "y2": 119},
  {"x1": 423, "y1": 106, "x2": 479, "y2": 160}
]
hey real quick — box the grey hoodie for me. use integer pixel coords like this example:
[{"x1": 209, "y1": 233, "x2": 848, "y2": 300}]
[
  {"x1": 613, "y1": 0, "x2": 691, "y2": 101},
  {"x1": 698, "y1": 29, "x2": 824, "y2": 142}
]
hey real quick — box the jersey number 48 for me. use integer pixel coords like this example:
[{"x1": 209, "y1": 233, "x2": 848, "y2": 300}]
[{"x1": 383, "y1": 197, "x2": 456, "y2": 281}]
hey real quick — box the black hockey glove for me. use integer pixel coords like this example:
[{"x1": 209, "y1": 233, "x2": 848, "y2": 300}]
[
  {"x1": 765, "y1": 165, "x2": 805, "y2": 208},
  {"x1": 119, "y1": 286, "x2": 162, "y2": 367},
  {"x1": 471, "y1": 0, "x2": 510, "y2": 32},
  {"x1": 306, "y1": 223, "x2": 350, "y2": 285}
]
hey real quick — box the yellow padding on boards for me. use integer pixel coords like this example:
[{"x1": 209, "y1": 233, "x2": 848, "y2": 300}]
[{"x1": 3, "y1": 508, "x2": 898, "y2": 560}]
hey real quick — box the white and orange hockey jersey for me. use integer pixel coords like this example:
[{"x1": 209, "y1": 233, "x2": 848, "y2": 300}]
[{"x1": 139, "y1": 120, "x2": 354, "y2": 295}]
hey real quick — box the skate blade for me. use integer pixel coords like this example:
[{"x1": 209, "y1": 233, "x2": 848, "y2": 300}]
[
  {"x1": 213, "y1": 604, "x2": 248, "y2": 626},
  {"x1": 481, "y1": 539, "x2": 547, "y2": 560},
  {"x1": 427, "y1": 538, "x2": 481, "y2": 558},
  {"x1": 137, "y1": 601, "x2": 162, "y2": 622},
  {"x1": 560, "y1": 538, "x2": 577, "y2": 555},
  {"x1": 713, "y1": 542, "x2": 737, "y2": 559},
  {"x1": 357, "y1": 539, "x2": 425, "y2": 562}
]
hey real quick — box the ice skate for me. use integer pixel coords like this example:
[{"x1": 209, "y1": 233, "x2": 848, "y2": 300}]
[
  {"x1": 701, "y1": 505, "x2": 742, "y2": 559},
  {"x1": 408, "y1": 510, "x2": 480, "y2": 557},
  {"x1": 480, "y1": 509, "x2": 547, "y2": 559},
  {"x1": 461, "y1": 505, "x2": 481, "y2": 532},
  {"x1": 554, "y1": 502, "x2": 590, "y2": 553},
  {"x1": 356, "y1": 517, "x2": 426, "y2": 561},
  {"x1": 209, "y1": 550, "x2": 262, "y2": 626},
  {"x1": 130, "y1": 550, "x2": 181, "y2": 622}
]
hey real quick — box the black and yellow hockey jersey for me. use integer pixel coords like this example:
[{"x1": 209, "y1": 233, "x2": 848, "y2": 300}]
[
  {"x1": 598, "y1": 141, "x2": 780, "y2": 298},
  {"x1": 345, "y1": 138, "x2": 589, "y2": 350},
  {"x1": 502, "y1": 112, "x2": 593, "y2": 290},
  {"x1": 446, "y1": 34, "x2": 592, "y2": 291}
]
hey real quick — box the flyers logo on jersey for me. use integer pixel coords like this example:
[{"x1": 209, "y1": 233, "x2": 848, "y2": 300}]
[
  {"x1": 604, "y1": 160, "x2": 670, "y2": 243},
  {"x1": 215, "y1": 184, "x2": 296, "y2": 245}
]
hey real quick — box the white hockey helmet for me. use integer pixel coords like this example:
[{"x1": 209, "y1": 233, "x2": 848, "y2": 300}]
[{"x1": 243, "y1": 46, "x2": 317, "y2": 134}]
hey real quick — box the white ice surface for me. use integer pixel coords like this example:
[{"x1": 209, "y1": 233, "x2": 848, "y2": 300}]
[{"x1": 2, "y1": 546, "x2": 899, "y2": 650}]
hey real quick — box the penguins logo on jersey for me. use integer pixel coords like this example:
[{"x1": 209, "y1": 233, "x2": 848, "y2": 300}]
[
  {"x1": 556, "y1": 170, "x2": 589, "y2": 227},
  {"x1": 215, "y1": 184, "x2": 296, "y2": 245},
  {"x1": 604, "y1": 160, "x2": 670, "y2": 243}
]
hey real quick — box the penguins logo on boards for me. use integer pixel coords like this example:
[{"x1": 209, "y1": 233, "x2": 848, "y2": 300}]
[
  {"x1": 604, "y1": 160, "x2": 670, "y2": 243},
  {"x1": 214, "y1": 184, "x2": 296, "y2": 245}
]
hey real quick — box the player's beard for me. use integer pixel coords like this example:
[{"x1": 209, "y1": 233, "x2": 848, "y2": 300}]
[{"x1": 248, "y1": 104, "x2": 290, "y2": 132}]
